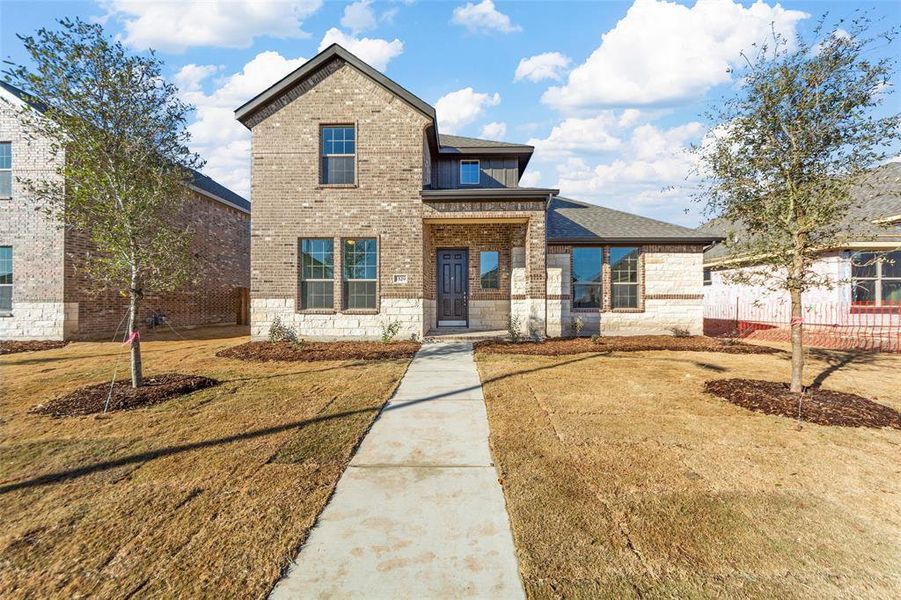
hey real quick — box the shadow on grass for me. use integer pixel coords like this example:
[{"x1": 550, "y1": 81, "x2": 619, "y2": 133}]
[{"x1": 0, "y1": 352, "x2": 598, "y2": 495}]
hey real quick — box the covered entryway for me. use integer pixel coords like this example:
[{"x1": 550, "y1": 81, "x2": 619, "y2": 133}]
[{"x1": 437, "y1": 248, "x2": 468, "y2": 327}]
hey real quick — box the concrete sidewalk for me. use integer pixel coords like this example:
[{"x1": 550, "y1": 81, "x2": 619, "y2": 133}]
[{"x1": 269, "y1": 342, "x2": 524, "y2": 599}]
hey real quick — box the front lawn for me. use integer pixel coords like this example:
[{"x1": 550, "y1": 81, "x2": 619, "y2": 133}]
[
  {"x1": 476, "y1": 345, "x2": 901, "y2": 598},
  {"x1": 0, "y1": 327, "x2": 411, "y2": 598}
]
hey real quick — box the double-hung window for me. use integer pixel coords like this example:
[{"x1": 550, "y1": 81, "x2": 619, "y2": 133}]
[
  {"x1": 852, "y1": 250, "x2": 901, "y2": 307},
  {"x1": 0, "y1": 142, "x2": 11, "y2": 199},
  {"x1": 610, "y1": 247, "x2": 640, "y2": 308},
  {"x1": 321, "y1": 126, "x2": 355, "y2": 185},
  {"x1": 571, "y1": 247, "x2": 603, "y2": 309},
  {"x1": 300, "y1": 239, "x2": 334, "y2": 309},
  {"x1": 460, "y1": 160, "x2": 480, "y2": 185},
  {"x1": 480, "y1": 251, "x2": 499, "y2": 289},
  {"x1": 343, "y1": 238, "x2": 377, "y2": 309},
  {"x1": 0, "y1": 246, "x2": 11, "y2": 312}
]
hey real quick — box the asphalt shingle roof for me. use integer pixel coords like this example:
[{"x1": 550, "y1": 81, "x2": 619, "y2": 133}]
[
  {"x1": 701, "y1": 162, "x2": 901, "y2": 263},
  {"x1": 548, "y1": 196, "x2": 723, "y2": 244},
  {"x1": 437, "y1": 134, "x2": 532, "y2": 151}
]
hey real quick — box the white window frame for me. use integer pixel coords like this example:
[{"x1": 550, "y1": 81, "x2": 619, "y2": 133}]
[
  {"x1": 0, "y1": 246, "x2": 11, "y2": 314},
  {"x1": 320, "y1": 125, "x2": 356, "y2": 185},
  {"x1": 342, "y1": 238, "x2": 378, "y2": 310},
  {"x1": 851, "y1": 251, "x2": 901, "y2": 307},
  {"x1": 609, "y1": 247, "x2": 641, "y2": 310},
  {"x1": 460, "y1": 159, "x2": 480, "y2": 185},
  {"x1": 0, "y1": 141, "x2": 11, "y2": 200},
  {"x1": 299, "y1": 238, "x2": 335, "y2": 310}
]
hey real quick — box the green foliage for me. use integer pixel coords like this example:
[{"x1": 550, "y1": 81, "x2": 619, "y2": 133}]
[
  {"x1": 5, "y1": 19, "x2": 203, "y2": 296},
  {"x1": 4, "y1": 19, "x2": 203, "y2": 386},
  {"x1": 590, "y1": 334, "x2": 600, "y2": 344},
  {"x1": 508, "y1": 314, "x2": 523, "y2": 343},
  {"x1": 268, "y1": 317, "x2": 299, "y2": 343},
  {"x1": 380, "y1": 320, "x2": 401, "y2": 344},
  {"x1": 569, "y1": 316, "x2": 584, "y2": 337},
  {"x1": 669, "y1": 327, "x2": 690, "y2": 338},
  {"x1": 695, "y1": 14, "x2": 899, "y2": 293}
]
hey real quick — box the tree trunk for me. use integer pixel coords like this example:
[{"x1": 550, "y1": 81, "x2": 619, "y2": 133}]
[
  {"x1": 128, "y1": 277, "x2": 143, "y2": 388},
  {"x1": 789, "y1": 287, "x2": 804, "y2": 393}
]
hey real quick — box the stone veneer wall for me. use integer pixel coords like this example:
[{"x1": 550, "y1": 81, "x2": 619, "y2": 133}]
[
  {"x1": 64, "y1": 191, "x2": 250, "y2": 339},
  {"x1": 546, "y1": 244, "x2": 705, "y2": 336},
  {"x1": 248, "y1": 60, "x2": 431, "y2": 340},
  {"x1": 0, "y1": 93, "x2": 67, "y2": 340}
]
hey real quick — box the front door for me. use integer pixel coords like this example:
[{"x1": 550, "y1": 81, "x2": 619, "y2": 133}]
[{"x1": 437, "y1": 248, "x2": 468, "y2": 327}]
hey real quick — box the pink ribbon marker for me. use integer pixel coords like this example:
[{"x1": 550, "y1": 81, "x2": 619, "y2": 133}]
[{"x1": 123, "y1": 330, "x2": 140, "y2": 345}]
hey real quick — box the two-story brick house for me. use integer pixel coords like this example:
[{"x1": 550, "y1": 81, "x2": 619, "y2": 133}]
[
  {"x1": 237, "y1": 45, "x2": 721, "y2": 340},
  {"x1": 0, "y1": 81, "x2": 251, "y2": 340}
]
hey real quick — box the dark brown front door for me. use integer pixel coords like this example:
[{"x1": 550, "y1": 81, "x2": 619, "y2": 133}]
[{"x1": 437, "y1": 249, "x2": 468, "y2": 326}]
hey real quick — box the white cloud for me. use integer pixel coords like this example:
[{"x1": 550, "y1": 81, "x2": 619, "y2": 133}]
[
  {"x1": 103, "y1": 0, "x2": 322, "y2": 52},
  {"x1": 527, "y1": 112, "x2": 637, "y2": 158},
  {"x1": 519, "y1": 170, "x2": 542, "y2": 188},
  {"x1": 319, "y1": 28, "x2": 404, "y2": 72},
  {"x1": 480, "y1": 121, "x2": 507, "y2": 140},
  {"x1": 547, "y1": 120, "x2": 706, "y2": 224},
  {"x1": 341, "y1": 0, "x2": 377, "y2": 34},
  {"x1": 514, "y1": 52, "x2": 571, "y2": 82},
  {"x1": 435, "y1": 88, "x2": 501, "y2": 133},
  {"x1": 177, "y1": 51, "x2": 308, "y2": 198},
  {"x1": 543, "y1": 0, "x2": 808, "y2": 112},
  {"x1": 451, "y1": 0, "x2": 521, "y2": 34}
]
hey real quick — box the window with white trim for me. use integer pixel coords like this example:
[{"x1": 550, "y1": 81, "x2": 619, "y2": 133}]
[
  {"x1": 0, "y1": 246, "x2": 11, "y2": 312},
  {"x1": 343, "y1": 238, "x2": 377, "y2": 309},
  {"x1": 610, "y1": 247, "x2": 640, "y2": 308},
  {"x1": 0, "y1": 142, "x2": 11, "y2": 199},
  {"x1": 299, "y1": 239, "x2": 334, "y2": 309},
  {"x1": 460, "y1": 160, "x2": 480, "y2": 185},
  {"x1": 321, "y1": 126, "x2": 355, "y2": 185},
  {"x1": 852, "y1": 250, "x2": 901, "y2": 306}
]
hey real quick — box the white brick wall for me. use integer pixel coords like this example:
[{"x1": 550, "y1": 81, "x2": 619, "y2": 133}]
[
  {"x1": 251, "y1": 298, "x2": 425, "y2": 341},
  {"x1": 0, "y1": 301, "x2": 66, "y2": 340}
]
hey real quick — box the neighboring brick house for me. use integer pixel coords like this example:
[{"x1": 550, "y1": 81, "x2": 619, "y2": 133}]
[
  {"x1": 0, "y1": 81, "x2": 251, "y2": 341},
  {"x1": 237, "y1": 44, "x2": 720, "y2": 340}
]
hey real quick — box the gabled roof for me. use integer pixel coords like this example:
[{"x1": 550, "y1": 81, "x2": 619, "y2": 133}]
[
  {"x1": 235, "y1": 44, "x2": 436, "y2": 127},
  {"x1": 1, "y1": 80, "x2": 249, "y2": 213},
  {"x1": 438, "y1": 133, "x2": 534, "y2": 173},
  {"x1": 547, "y1": 196, "x2": 723, "y2": 244},
  {"x1": 702, "y1": 162, "x2": 901, "y2": 264}
]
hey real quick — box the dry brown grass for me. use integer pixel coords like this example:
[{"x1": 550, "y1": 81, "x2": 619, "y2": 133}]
[
  {"x1": 0, "y1": 326, "x2": 411, "y2": 599},
  {"x1": 476, "y1": 344, "x2": 901, "y2": 599}
]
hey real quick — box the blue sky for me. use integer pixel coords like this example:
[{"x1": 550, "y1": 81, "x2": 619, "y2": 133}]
[{"x1": 2, "y1": 0, "x2": 899, "y2": 225}]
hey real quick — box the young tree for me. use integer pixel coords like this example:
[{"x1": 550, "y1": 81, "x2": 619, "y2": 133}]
[
  {"x1": 696, "y1": 15, "x2": 899, "y2": 393},
  {"x1": 5, "y1": 19, "x2": 202, "y2": 387}
]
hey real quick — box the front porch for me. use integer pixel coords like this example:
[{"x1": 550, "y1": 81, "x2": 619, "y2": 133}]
[{"x1": 421, "y1": 212, "x2": 546, "y2": 337}]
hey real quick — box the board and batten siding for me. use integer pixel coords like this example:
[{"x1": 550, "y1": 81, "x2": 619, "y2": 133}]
[{"x1": 432, "y1": 156, "x2": 519, "y2": 189}]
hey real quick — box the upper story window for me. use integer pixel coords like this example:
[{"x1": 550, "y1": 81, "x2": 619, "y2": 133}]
[
  {"x1": 703, "y1": 268, "x2": 712, "y2": 286},
  {"x1": 852, "y1": 250, "x2": 901, "y2": 307},
  {"x1": 572, "y1": 247, "x2": 603, "y2": 309},
  {"x1": 343, "y1": 238, "x2": 377, "y2": 309},
  {"x1": 480, "y1": 251, "x2": 499, "y2": 289},
  {"x1": 460, "y1": 160, "x2": 480, "y2": 185},
  {"x1": 610, "y1": 247, "x2": 640, "y2": 309},
  {"x1": 321, "y1": 126, "x2": 355, "y2": 185},
  {"x1": 0, "y1": 246, "x2": 11, "y2": 312},
  {"x1": 299, "y1": 239, "x2": 334, "y2": 310},
  {"x1": 0, "y1": 142, "x2": 11, "y2": 199}
]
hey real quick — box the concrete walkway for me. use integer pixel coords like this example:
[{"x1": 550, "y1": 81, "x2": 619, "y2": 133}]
[{"x1": 270, "y1": 342, "x2": 524, "y2": 600}]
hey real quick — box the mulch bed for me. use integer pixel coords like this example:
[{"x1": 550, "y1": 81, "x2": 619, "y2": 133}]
[
  {"x1": 30, "y1": 373, "x2": 219, "y2": 417},
  {"x1": 216, "y1": 340, "x2": 421, "y2": 362},
  {"x1": 0, "y1": 340, "x2": 69, "y2": 355},
  {"x1": 705, "y1": 378, "x2": 901, "y2": 429},
  {"x1": 474, "y1": 336, "x2": 779, "y2": 356}
]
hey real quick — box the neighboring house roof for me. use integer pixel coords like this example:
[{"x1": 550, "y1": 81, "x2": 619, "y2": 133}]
[
  {"x1": 547, "y1": 196, "x2": 723, "y2": 244},
  {"x1": 701, "y1": 162, "x2": 901, "y2": 265},
  {"x1": 1, "y1": 80, "x2": 249, "y2": 214}
]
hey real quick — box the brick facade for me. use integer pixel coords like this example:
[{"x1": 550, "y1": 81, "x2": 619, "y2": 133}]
[{"x1": 0, "y1": 90, "x2": 250, "y2": 341}]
